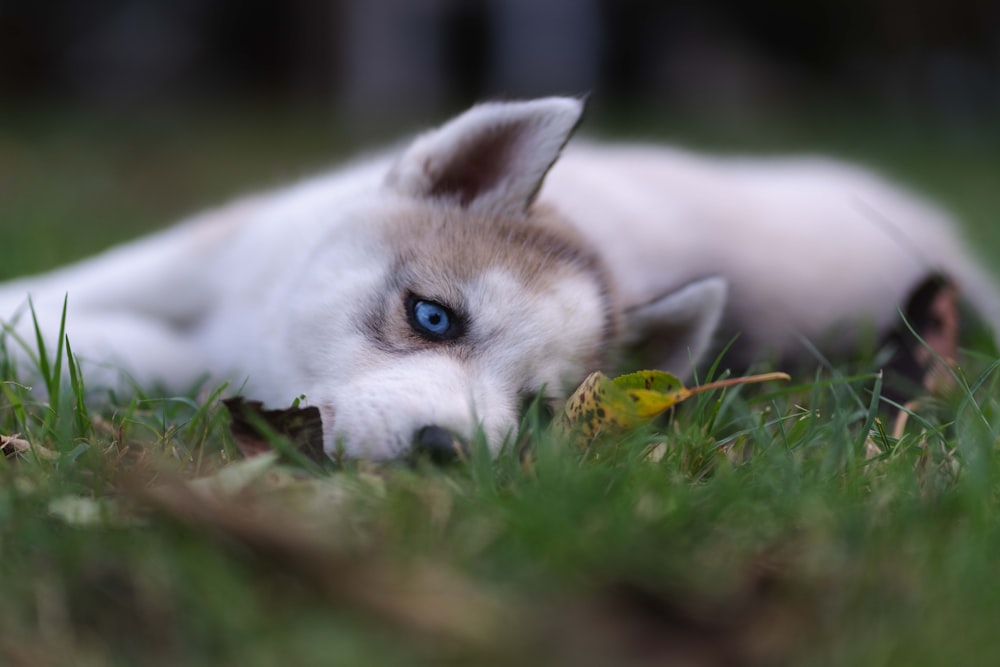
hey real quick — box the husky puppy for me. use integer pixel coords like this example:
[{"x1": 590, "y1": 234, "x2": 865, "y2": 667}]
[{"x1": 1, "y1": 97, "x2": 997, "y2": 459}]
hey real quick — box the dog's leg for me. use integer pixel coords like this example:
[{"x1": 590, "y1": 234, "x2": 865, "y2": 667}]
[
  {"x1": 0, "y1": 241, "x2": 212, "y2": 395},
  {"x1": 2, "y1": 308, "x2": 208, "y2": 397},
  {"x1": 0, "y1": 197, "x2": 262, "y2": 394},
  {"x1": 0, "y1": 194, "x2": 261, "y2": 330}
]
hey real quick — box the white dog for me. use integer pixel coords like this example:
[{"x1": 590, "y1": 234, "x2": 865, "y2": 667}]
[{"x1": 1, "y1": 97, "x2": 997, "y2": 459}]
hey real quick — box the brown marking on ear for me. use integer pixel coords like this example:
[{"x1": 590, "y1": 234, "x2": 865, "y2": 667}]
[{"x1": 426, "y1": 122, "x2": 522, "y2": 207}]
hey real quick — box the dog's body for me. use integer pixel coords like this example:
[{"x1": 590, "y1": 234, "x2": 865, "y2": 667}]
[{"x1": 2, "y1": 98, "x2": 998, "y2": 459}]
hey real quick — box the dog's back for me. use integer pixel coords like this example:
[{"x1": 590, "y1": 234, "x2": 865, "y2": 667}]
[{"x1": 542, "y1": 142, "x2": 1000, "y2": 364}]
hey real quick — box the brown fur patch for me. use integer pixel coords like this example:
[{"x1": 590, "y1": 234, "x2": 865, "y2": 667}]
[
  {"x1": 426, "y1": 122, "x2": 523, "y2": 207},
  {"x1": 363, "y1": 202, "x2": 620, "y2": 370}
]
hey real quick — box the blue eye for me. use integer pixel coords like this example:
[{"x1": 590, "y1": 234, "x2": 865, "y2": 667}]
[
  {"x1": 415, "y1": 301, "x2": 450, "y2": 333},
  {"x1": 407, "y1": 297, "x2": 462, "y2": 341}
]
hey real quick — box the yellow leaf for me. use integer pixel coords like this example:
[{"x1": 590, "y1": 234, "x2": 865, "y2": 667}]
[
  {"x1": 612, "y1": 370, "x2": 685, "y2": 393},
  {"x1": 552, "y1": 372, "x2": 632, "y2": 443},
  {"x1": 553, "y1": 370, "x2": 790, "y2": 447}
]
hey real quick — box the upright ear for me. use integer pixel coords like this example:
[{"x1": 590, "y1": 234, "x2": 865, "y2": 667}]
[
  {"x1": 385, "y1": 97, "x2": 584, "y2": 217},
  {"x1": 622, "y1": 277, "x2": 728, "y2": 377}
]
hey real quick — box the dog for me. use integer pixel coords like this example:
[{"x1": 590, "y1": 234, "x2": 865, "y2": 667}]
[{"x1": 2, "y1": 97, "x2": 998, "y2": 460}]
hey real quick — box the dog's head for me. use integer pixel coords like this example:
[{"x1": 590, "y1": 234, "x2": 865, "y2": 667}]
[{"x1": 280, "y1": 98, "x2": 725, "y2": 460}]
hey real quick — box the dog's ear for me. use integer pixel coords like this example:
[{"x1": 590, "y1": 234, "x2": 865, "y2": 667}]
[
  {"x1": 385, "y1": 97, "x2": 584, "y2": 217},
  {"x1": 622, "y1": 277, "x2": 728, "y2": 377}
]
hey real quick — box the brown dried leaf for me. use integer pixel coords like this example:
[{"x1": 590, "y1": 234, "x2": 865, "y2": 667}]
[
  {"x1": 1, "y1": 433, "x2": 31, "y2": 459},
  {"x1": 137, "y1": 473, "x2": 823, "y2": 665},
  {"x1": 223, "y1": 398, "x2": 325, "y2": 462},
  {"x1": 143, "y1": 482, "x2": 513, "y2": 648}
]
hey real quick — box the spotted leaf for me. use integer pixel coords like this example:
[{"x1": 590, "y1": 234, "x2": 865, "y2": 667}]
[{"x1": 553, "y1": 370, "x2": 790, "y2": 447}]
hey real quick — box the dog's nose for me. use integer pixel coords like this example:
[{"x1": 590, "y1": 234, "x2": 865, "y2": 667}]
[{"x1": 413, "y1": 425, "x2": 467, "y2": 464}]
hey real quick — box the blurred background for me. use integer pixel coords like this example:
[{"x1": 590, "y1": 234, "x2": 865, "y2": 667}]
[
  {"x1": 1, "y1": 0, "x2": 998, "y2": 276},
  {"x1": 4, "y1": 0, "x2": 1000, "y2": 125}
]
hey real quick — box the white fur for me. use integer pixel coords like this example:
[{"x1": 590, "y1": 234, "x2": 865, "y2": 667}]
[
  {"x1": 1, "y1": 97, "x2": 997, "y2": 459},
  {"x1": 545, "y1": 144, "x2": 1000, "y2": 359}
]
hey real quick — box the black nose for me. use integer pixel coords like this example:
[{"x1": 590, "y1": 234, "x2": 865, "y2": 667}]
[{"x1": 413, "y1": 425, "x2": 467, "y2": 464}]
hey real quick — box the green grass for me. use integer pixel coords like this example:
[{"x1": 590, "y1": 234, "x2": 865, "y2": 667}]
[{"x1": 2, "y1": 106, "x2": 1000, "y2": 666}]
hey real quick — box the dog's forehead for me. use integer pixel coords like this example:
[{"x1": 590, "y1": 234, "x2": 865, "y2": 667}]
[{"x1": 379, "y1": 203, "x2": 606, "y2": 294}]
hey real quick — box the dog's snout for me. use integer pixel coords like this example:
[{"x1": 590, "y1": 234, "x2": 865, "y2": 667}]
[{"x1": 413, "y1": 425, "x2": 467, "y2": 464}]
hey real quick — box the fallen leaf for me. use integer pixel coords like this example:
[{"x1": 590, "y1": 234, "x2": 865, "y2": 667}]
[
  {"x1": 553, "y1": 370, "x2": 790, "y2": 447},
  {"x1": 1, "y1": 433, "x2": 31, "y2": 459},
  {"x1": 155, "y1": 448, "x2": 386, "y2": 522},
  {"x1": 47, "y1": 495, "x2": 106, "y2": 526},
  {"x1": 143, "y1": 481, "x2": 513, "y2": 648},
  {"x1": 47, "y1": 495, "x2": 138, "y2": 527},
  {"x1": 186, "y1": 450, "x2": 283, "y2": 500},
  {"x1": 223, "y1": 398, "x2": 325, "y2": 462}
]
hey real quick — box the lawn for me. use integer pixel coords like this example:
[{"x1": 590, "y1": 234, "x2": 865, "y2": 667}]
[{"x1": 2, "y1": 105, "x2": 1000, "y2": 666}]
